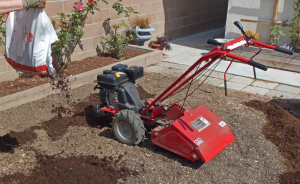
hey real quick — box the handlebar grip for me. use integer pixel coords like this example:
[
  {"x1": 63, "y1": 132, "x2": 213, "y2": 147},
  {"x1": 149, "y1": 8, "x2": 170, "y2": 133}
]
[
  {"x1": 234, "y1": 21, "x2": 243, "y2": 31},
  {"x1": 275, "y1": 46, "x2": 294, "y2": 55},
  {"x1": 234, "y1": 21, "x2": 246, "y2": 36},
  {"x1": 207, "y1": 39, "x2": 222, "y2": 45},
  {"x1": 248, "y1": 60, "x2": 268, "y2": 71}
]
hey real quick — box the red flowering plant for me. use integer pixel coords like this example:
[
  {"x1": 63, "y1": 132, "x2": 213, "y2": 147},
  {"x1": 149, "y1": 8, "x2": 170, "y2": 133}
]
[{"x1": 51, "y1": 0, "x2": 108, "y2": 72}]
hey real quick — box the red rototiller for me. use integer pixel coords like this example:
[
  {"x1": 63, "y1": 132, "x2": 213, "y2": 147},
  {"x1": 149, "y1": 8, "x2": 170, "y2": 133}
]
[{"x1": 93, "y1": 21, "x2": 293, "y2": 162}]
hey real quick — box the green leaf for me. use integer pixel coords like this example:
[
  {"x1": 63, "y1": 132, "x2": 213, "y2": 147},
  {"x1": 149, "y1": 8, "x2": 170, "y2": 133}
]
[
  {"x1": 278, "y1": 29, "x2": 285, "y2": 36},
  {"x1": 271, "y1": 30, "x2": 277, "y2": 35}
]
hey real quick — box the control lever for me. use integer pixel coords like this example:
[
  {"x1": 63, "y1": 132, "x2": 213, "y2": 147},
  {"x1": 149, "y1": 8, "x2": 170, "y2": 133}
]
[{"x1": 234, "y1": 21, "x2": 252, "y2": 41}]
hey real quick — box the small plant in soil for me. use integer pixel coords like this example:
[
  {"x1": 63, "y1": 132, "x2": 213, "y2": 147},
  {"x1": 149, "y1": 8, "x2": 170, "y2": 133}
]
[
  {"x1": 269, "y1": 24, "x2": 285, "y2": 46},
  {"x1": 148, "y1": 36, "x2": 172, "y2": 51},
  {"x1": 216, "y1": 86, "x2": 225, "y2": 91},
  {"x1": 272, "y1": 95, "x2": 282, "y2": 99},
  {"x1": 289, "y1": 0, "x2": 300, "y2": 51},
  {"x1": 100, "y1": 0, "x2": 138, "y2": 59},
  {"x1": 130, "y1": 15, "x2": 151, "y2": 29},
  {"x1": 0, "y1": 14, "x2": 6, "y2": 46}
]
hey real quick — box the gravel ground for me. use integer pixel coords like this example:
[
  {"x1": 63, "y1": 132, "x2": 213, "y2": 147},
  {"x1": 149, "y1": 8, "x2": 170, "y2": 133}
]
[{"x1": 0, "y1": 72, "x2": 286, "y2": 183}]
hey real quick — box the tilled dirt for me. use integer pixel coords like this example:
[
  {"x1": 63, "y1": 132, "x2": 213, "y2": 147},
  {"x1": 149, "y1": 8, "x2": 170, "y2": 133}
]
[
  {"x1": 244, "y1": 100, "x2": 300, "y2": 184},
  {"x1": 0, "y1": 83, "x2": 156, "y2": 147},
  {"x1": 0, "y1": 72, "x2": 296, "y2": 183},
  {"x1": 0, "y1": 155, "x2": 136, "y2": 184}
]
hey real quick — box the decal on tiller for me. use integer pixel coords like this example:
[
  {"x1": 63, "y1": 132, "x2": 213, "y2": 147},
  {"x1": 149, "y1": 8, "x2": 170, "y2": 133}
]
[
  {"x1": 227, "y1": 40, "x2": 247, "y2": 50},
  {"x1": 194, "y1": 138, "x2": 204, "y2": 146},
  {"x1": 191, "y1": 117, "x2": 211, "y2": 132},
  {"x1": 218, "y1": 121, "x2": 227, "y2": 128}
]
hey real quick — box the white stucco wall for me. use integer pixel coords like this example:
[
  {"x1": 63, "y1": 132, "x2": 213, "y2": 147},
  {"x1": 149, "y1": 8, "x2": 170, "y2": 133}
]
[{"x1": 225, "y1": 0, "x2": 295, "y2": 45}]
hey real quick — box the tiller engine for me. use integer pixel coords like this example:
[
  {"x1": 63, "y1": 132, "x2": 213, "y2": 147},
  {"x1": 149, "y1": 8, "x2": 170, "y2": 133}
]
[{"x1": 94, "y1": 21, "x2": 293, "y2": 162}]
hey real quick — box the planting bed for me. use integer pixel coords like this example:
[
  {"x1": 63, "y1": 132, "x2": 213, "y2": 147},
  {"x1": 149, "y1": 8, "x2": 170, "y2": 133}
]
[
  {"x1": 0, "y1": 71, "x2": 299, "y2": 183},
  {"x1": 0, "y1": 48, "x2": 146, "y2": 98}
]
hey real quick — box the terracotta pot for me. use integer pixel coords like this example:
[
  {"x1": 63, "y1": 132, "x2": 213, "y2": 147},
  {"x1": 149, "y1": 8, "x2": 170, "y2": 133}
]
[{"x1": 150, "y1": 43, "x2": 163, "y2": 50}]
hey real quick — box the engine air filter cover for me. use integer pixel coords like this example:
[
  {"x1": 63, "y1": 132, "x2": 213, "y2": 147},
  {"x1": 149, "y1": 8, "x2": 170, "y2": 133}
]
[
  {"x1": 97, "y1": 72, "x2": 128, "y2": 91},
  {"x1": 124, "y1": 66, "x2": 144, "y2": 82},
  {"x1": 112, "y1": 64, "x2": 128, "y2": 72}
]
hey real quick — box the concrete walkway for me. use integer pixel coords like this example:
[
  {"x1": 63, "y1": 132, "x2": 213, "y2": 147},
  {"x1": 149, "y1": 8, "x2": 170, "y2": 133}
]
[
  {"x1": 145, "y1": 29, "x2": 300, "y2": 100},
  {"x1": 145, "y1": 61, "x2": 300, "y2": 100}
]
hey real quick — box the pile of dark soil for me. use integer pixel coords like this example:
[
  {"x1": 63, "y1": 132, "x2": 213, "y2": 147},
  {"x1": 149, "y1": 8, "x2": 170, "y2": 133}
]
[
  {"x1": 0, "y1": 127, "x2": 40, "y2": 153},
  {"x1": 244, "y1": 100, "x2": 300, "y2": 184},
  {"x1": 0, "y1": 155, "x2": 135, "y2": 184},
  {"x1": 0, "y1": 84, "x2": 155, "y2": 148},
  {"x1": 0, "y1": 48, "x2": 146, "y2": 98},
  {"x1": 269, "y1": 99, "x2": 300, "y2": 120}
]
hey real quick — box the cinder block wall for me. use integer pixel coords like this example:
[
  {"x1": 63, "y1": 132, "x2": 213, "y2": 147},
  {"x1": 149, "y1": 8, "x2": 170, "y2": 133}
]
[
  {"x1": 163, "y1": 0, "x2": 228, "y2": 40},
  {"x1": 0, "y1": 0, "x2": 228, "y2": 82}
]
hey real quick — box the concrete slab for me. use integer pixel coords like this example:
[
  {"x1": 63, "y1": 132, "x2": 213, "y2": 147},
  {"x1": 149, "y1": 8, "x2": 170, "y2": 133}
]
[
  {"x1": 229, "y1": 76, "x2": 254, "y2": 85},
  {"x1": 222, "y1": 82, "x2": 248, "y2": 91},
  {"x1": 163, "y1": 44, "x2": 204, "y2": 66},
  {"x1": 160, "y1": 68, "x2": 184, "y2": 76},
  {"x1": 169, "y1": 64, "x2": 191, "y2": 71},
  {"x1": 204, "y1": 77, "x2": 224, "y2": 86},
  {"x1": 164, "y1": 29, "x2": 300, "y2": 87},
  {"x1": 208, "y1": 71, "x2": 235, "y2": 80},
  {"x1": 251, "y1": 81, "x2": 279, "y2": 90},
  {"x1": 294, "y1": 95, "x2": 300, "y2": 99},
  {"x1": 274, "y1": 84, "x2": 300, "y2": 94},
  {"x1": 242, "y1": 86, "x2": 270, "y2": 96},
  {"x1": 156, "y1": 62, "x2": 179, "y2": 69},
  {"x1": 144, "y1": 65, "x2": 166, "y2": 73},
  {"x1": 265, "y1": 90, "x2": 297, "y2": 99}
]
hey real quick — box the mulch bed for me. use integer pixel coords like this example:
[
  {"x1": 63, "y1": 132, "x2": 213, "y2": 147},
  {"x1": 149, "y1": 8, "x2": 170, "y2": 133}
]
[
  {"x1": 244, "y1": 100, "x2": 300, "y2": 184},
  {"x1": 0, "y1": 48, "x2": 146, "y2": 98}
]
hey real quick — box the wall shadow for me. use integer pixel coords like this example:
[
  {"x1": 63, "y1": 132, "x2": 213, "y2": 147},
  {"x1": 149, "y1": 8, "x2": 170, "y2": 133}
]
[{"x1": 161, "y1": 0, "x2": 229, "y2": 50}]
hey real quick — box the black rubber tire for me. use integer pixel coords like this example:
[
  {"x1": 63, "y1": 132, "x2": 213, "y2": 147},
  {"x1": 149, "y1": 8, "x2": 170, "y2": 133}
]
[{"x1": 111, "y1": 110, "x2": 146, "y2": 145}]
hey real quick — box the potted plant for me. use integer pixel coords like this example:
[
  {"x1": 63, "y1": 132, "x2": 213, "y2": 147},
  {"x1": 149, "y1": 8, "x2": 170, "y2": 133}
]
[
  {"x1": 130, "y1": 15, "x2": 155, "y2": 46},
  {"x1": 148, "y1": 36, "x2": 172, "y2": 51}
]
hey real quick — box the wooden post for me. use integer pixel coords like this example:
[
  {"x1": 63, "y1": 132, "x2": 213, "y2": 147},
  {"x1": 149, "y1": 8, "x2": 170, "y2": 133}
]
[
  {"x1": 270, "y1": 0, "x2": 279, "y2": 42},
  {"x1": 273, "y1": 0, "x2": 279, "y2": 23},
  {"x1": 298, "y1": 11, "x2": 300, "y2": 25}
]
